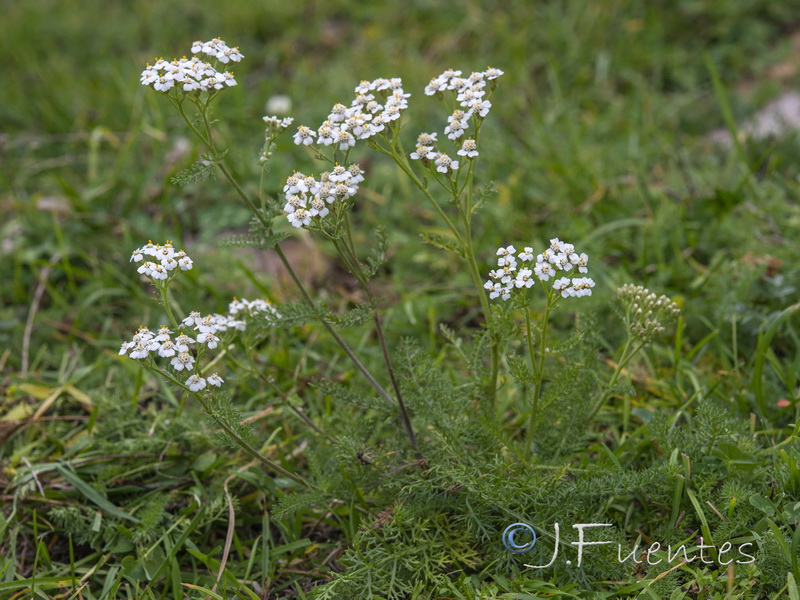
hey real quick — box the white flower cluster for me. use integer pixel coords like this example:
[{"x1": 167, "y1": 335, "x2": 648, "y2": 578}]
[
  {"x1": 411, "y1": 67, "x2": 505, "y2": 172},
  {"x1": 190, "y1": 38, "x2": 244, "y2": 63},
  {"x1": 119, "y1": 299, "x2": 279, "y2": 390},
  {"x1": 123, "y1": 240, "x2": 281, "y2": 391},
  {"x1": 140, "y1": 38, "x2": 242, "y2": 93},
  {"x1": 227, "y1": 297, "x2": 282, "y2": 320},
  {"x1": 292, "y1": 77, "x2": 410, "y2": 152},
  {"x1": 484, "y1": 238, "x2": 594, "y2": 301},
  {"x1": 119, "y1": 323, "x2": 225, "y2": 391},
  {"x1": 130, "y1": 241, "x2": 193, "y2": 282},
  {"x1": 282, "y1": 164, "x2": 365, "y2": 228}
]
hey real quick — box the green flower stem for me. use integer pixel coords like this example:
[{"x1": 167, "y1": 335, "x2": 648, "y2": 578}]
[
  {"x1": 585, "y1": 337, "x2": 647, "y2": 423},
  {"x1": 526, "y1": 288, "x2": 554, "y2": 456},
  {"x1": 271, "y1": 242, "x2": 399, "y2": 411},
  {"x1": 150, "y1": 366, "x2": 316, "y2": 489},
  {"x1": 342, "y1": 209, "x2": 361, "y2": 270},
  {"x1": 173, "y1": 103, "x2": 400, "y2": 413},
  {"x1": 384, "y1": 136, "x2": 499, "y2": 404},
  {"x1": 158, "y1": 285, "x2": 180, "y2": 330},
  {"x1": 372, "y1": 309, "x2": 418, "y2": 450},
  {"x1": 332, "y1": 213, "x2": 418, "y2": 450},
  {"x1": 461, "y1": 160, "x2": 500, "y2": 404},
  {"x1": 376, "y1": 139, "x2": 463, "y2": 245}
]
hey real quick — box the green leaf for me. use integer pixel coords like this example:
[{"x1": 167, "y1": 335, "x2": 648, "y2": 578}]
[
  {"x1": 120, "y1": 556, "x2": 146, "y2": 582},
  {"x1": 56, "y1": 464, "x2": 140, "y2": 523},
  {"x1": 170, "y1": 150, "x2": 227, "y2": 186},
  {"x1": 325, "y1": 300, "x2": 376, "y2": 328},
  {"x1": 419, "y1": 231, "x2": 463, "y2": 256},
  {"x1": 748, "y1": 495, "x2": 775, "y2": 517}
]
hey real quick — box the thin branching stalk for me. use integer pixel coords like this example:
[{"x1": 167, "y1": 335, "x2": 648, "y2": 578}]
[
  {"x1": 585, "y1": 337, "x2": 647, "y2": 423},
  {"x1": 373, "y1": 310, "x2": 418, "y2": 449},
  {"x1": 173, "y1": 101, "x2": 401, "y2": 415},
  {"x1": 331, "y1": 211, "x2": 418, "y2": 450},
  {"x1": 379, "y1": 135, "x2": 500, "y2": 404},
  {"x1": 151, "y1": 366, "x2": 316, "y2": 489},
  {"x1": 526, "y1": 292, "x2": 554, "y2": 456}
]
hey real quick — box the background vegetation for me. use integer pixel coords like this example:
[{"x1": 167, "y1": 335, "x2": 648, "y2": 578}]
[{"x1": 2, "y1": 0, "x2": 800, "y2": 598}]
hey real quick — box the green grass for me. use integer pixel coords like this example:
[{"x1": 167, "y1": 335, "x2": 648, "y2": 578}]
[{"x1": 3, "y1": 1, "x2": 800, "y2": 599}]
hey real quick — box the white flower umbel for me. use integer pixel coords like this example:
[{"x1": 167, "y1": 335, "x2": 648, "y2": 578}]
[
  {"x1": 288, "y1": 76, "x2": 411, "y2": 155},
  {"x1": 121, "y1": 243, "x2": 275, "y2": 405},
  {"x1": 282, "y1": 164, "x2": 365, "y2": 229},
  {"x1": 485, "y1": 234, "x2": 590, "y2": 455},
  {"x1": 141, "y1": 39, "x2": 242, "y2": 98},
  {"x1": 485, "y1": 239, "x2": 594, "y2": 304}
]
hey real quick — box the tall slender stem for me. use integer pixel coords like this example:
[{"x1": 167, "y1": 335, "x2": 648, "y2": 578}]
[
  {"x1": 526, "y1": 292, "x2": 553, "y2": 456},
  {"x1": 333, "y1": 212, "x2": 418, "y2": 450},
  {"x1": 176, "y1": 104, "x2": 399, "y2": 410},
  {"x1": 387, "y1": 137, "x2": 499, "y2": 404},
  {"x1": 585, "y1": 338, "x2": 646, "y2": 423},
  {"x1": 373, "y1": 310, "x2": 418, "y2": 449},
  {"x1": 152, "y1": 366, "x2": 315, "y2": 489},
  {"x1": 158, "y1": 286, "x2": 180, "y2": 330},
  {"x1": 271, "y1": 243, "x2": 397, "y2": 409}
]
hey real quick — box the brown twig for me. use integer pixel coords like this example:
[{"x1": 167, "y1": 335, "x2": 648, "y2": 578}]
[{"x1": 21, "y1": 255, "x2": 59, "y2": 377}]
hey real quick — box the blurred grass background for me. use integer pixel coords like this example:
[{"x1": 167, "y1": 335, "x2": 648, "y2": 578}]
[
  {"x1": 4, "y1": 0, "x2": 800, "y2": 367},
  {"x1": 4, "y1": 0, "x2": 800, "y2": 597}
]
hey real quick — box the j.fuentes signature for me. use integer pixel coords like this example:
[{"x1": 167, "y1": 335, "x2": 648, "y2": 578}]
[{"x1": 502, "y1": 522, "x2": 755, "y2": 568}]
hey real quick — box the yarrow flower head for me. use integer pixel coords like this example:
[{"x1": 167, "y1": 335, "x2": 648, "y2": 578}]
[
  {"x1": 457, "y1": 138, "x2": 479, "y2": 158},
  {"x1": 485, "y1": 238, "x2": 595, "y2": 302},
  {"x1": 140, "y1": 38, "x2": 242, "y2": 95},
  {"x1": 288, "y1": 77, "x2": 410, "y2": 152},
  {"x1": 412, "y1": 67, "x2": 502, "y2": 175},
  {"x1": 131, "y1": 241, "x2": 192, "y2": 285},
  {"x1": 281, "y1": 166, "x2": 364, "y2": 228},
  {"x1": 122, "y1": 243, "x2": 282, "y2": 392},
  {"x1": 617, "y1": 284, "x2": 680, "y2": 342}
]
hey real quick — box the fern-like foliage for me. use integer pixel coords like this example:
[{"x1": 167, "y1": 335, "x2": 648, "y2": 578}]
[
  {"x1": 218, "y1": 231, "x2": 290, "y2": 250},
  {"x1": 170, "y1": 151, "x2": 227, "y2": 186},
  {"x1": 469, "y1": 180, "x2": 496, "y2": 215},
  {"x1": 419, "y1": 231, "x2": 464, "y2": 257},
  {"x1": 324, "y1": 300, "x2": 376, "y2": 328},
  {"x1": 203, "y1": 392, "x2": 253, "y2": 448},
  {"x1": 362, "y1": 226, "x2": 388, "y2": 279}
]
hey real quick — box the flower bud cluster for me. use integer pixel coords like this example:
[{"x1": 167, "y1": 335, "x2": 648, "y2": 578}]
[
  {"x1": 140, "y1": 38, "x2": 242, "y2": 94},
  {"x1": 411, "y1": 67, "x2": 505, "y2": 173},
  {"x1": 485, "y1": 238, "x2": 593, "y2": 301},
  {"x1": 617, "y1": 284, "x2": 680, "y2": 342},
  {"x1": 259, "y1": 115, "x2": 295, "y2": 163},
  {"x1": 282, "y1": 164, "x2": 365, "y2": 228},
  {"x1": 292, "y1": 77, "x2": 410, "y2": 152}
]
